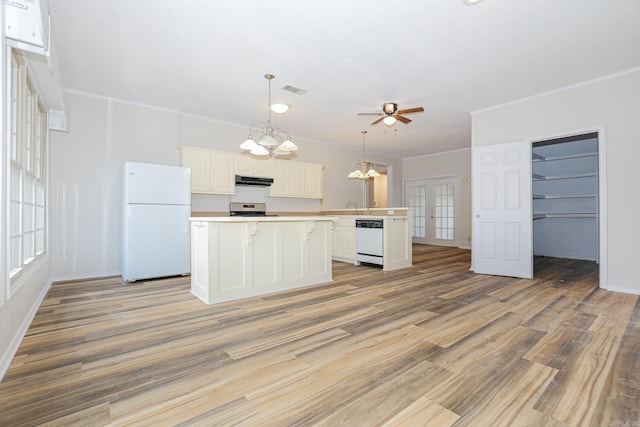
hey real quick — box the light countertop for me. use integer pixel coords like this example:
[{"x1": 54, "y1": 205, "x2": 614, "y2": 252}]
[{"x1": 190, "y1": 216, "x2": 338, "y2": 222}]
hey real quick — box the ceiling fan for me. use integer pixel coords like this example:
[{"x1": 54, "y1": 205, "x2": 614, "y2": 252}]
[{"x1": 358, "y1": 102, "x2": 424, "y2": 126}]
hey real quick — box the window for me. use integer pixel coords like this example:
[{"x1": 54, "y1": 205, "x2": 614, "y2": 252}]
[
  {"x1": 409, "y1": 185, "x2": 427, "y2": 239},
  {"x1": 434, "y1": 183, "x2": 454, "y2": 240},
  {"x1": 7, "y1": 50, "x2": 47, "y2": 288}
]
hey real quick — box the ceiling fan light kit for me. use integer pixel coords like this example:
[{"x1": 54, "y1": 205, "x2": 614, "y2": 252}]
[
  {"x1": 348, "y1": 131, "x2": 380, "y2": 180},
  {"x1": 383, "y1": 116, "x2": 397, "y2": 126},
  {"x1": 240, "y1": 74, "x2": 298, "y2": 157},
  {"x1": 358, "y1": 102, "x2": 424, "y2": 126}
]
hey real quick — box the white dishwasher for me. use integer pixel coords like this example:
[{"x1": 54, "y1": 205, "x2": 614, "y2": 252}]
[{"x1": 356, "y1": 218, "x2": 384, "y2": 266}]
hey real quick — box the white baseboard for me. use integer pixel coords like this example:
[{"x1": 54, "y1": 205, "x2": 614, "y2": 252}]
[
  {"x1": 51, "y1": 270, "x2": 121, "y2": 283},
  {"x1": 0, "y1": 279, "x2": 53, "y2": 382},
  {"x1": 605, "y1": 285, "x2": 640, "y2": 295}
]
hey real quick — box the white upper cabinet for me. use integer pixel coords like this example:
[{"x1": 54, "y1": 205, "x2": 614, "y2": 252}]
[
  {"x1": 306, "y1": 163, "x2": 324, "y2": 199},
  {"x1": 270, "y1": 159, "x2": 324, "y2": 199},
  {"x1": 234, "y1": 156, "x2": 272, "y2": 178},
  {"x1": 181, "y1": 146, "x2": 323, "y2": 198},
  {"x1": 181, "y1": 146, "x2": 235, "y2": 195}
]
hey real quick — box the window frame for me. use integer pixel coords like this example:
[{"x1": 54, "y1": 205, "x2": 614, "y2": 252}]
[{"x1": 6, "y1": 48, "x2": 49, "y2": 298}]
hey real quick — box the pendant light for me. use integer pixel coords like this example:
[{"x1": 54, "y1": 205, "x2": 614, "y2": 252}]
[
  {"x1": 348, "y1": 131, "x2": 380, "y2": 179},
  {"x1": 240, "y1": 74, "x2": 298, "y2": 157}
]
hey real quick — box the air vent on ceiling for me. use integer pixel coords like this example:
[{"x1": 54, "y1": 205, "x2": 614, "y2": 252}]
[{"x1": 282, "y1": 85, "x2": 307, "y2": 95}]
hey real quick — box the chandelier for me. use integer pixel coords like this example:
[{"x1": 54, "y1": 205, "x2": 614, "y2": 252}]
[
  {"x1": 347, "y1": 131, "x2": 381, "y2": 179},
  {"x1": 240, "y1": 74, "x2": 298, "y2": 157}
]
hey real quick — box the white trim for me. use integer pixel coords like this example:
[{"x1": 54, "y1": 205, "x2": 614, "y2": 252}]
[
  {"x1": 0, "y1": 278, "x2": 52, "y2": 382},
  {"x1": 404, "y1": 174, "x2": 460, "y2": 183},
  {"x1": 597, "y1": 126, "x2": 608, "y2": 290},
  {"x1": 51, "y1": 270, "x2": 122, "y2": 283},
  {"x1": 9, "y1": 254, "x2": 49, "y2": 298},
  {"x1": 1, "y1": 21, "x2": 7, "y2": 308},
  {"x1": 403, "y1": 174, "x2": 462, "y2": 248},
  {"x1": 471, "y1": 67, "x2": 640, "y2": 115},
  {"x1": 403, "y1": 147, "x2": 471, "y2": 161},
  {"x1": 63, "y1": 89, "x2": 383, "y2": 159},
  {"x1": 66, "y1": 89, "x2": 181, "y2": 115},
  {"x1": 606, "y1": 286, "x2": 640, "y2": 296}
]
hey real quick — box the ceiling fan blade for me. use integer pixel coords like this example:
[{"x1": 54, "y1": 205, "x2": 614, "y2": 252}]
[
  {"x1": 395, "y1": 115, "x2": 412, "y2": 124},
  {"x1": 358, "y1": 112, "x2": 383, "y2": 116},
  {"x1": 396, "y1": 107, "x2": 424, "y2": 115},
  {"x1": 371, "y1": 116, "x2": 385, "y2": 125}
]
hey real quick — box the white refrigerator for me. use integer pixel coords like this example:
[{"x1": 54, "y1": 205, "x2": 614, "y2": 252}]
[{"x1": 122, "y1": 162, "x2": 191, "y2": 282}]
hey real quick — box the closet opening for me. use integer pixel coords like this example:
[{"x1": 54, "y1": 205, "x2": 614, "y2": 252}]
[{"x1": 531, "y1": 132, "x2": 600, "y2": 281}]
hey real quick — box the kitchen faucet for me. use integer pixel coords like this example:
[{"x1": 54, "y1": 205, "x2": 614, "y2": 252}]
[{"x1": 346, "y1": 201, "x2": 359, "y2": 214}]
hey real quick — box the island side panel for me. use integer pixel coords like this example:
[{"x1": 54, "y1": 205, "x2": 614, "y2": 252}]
[
  {"x1": 307, "y1": 220, "x2": 333, "y2": 281},
  {"x1": 190, "y1": 217, "x2": 335, "y2": 304}
]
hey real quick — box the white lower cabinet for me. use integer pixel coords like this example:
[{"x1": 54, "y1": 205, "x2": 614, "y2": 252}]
[
  {"x1": 190, "y1": 218, "x2": 333, "y2": 304},
  {"x1": 332, "y1": 216, "x2": 357, "y2": 263}
]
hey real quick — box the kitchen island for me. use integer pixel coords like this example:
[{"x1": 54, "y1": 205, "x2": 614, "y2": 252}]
[
  {"x1": 330, "y1": 215, "x2": 413, "y2": 270},
  {"x1": 190, "y1": 216, "x2": 336, "y2": 304}
]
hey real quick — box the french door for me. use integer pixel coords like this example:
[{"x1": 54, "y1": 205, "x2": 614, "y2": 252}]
[{"x1": 405, "y1": 177, "x2": 459, "y2": 247}]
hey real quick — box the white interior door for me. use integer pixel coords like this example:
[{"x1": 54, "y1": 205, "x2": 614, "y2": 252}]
[
  {"x1": 405, "y1": 177, "x2": 459, "y2": 247},
  {"x1": 472, "y1": 141, "x2": 532, "y2": 279}
]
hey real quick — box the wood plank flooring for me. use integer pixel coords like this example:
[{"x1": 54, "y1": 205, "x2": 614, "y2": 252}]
[{"x1": 1, "y1": 245, "x2": 639, "y2": 426}]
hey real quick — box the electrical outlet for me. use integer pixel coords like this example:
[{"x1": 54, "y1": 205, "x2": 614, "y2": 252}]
[{"x1": 467, "y1": 236, "x2": 471, "y2": 242}]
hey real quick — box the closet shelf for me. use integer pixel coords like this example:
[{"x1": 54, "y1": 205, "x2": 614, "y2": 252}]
[
  {"x1": 533, "y1": 172, "x2": 597, "y2": 181},
  {"x1": 532, "y1": 151, "x2": 597, "y2": 162},
  {"x1": 533, "y1": 213, "x2": 597, "y2": 220},
  {"x1": 533, "y1": 193, "x2": 597, "y2": 199}
]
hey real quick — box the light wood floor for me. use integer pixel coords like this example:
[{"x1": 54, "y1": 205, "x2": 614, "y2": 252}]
[{"x1": 1, "y1": 245, "x2": 638, "y2": 426}]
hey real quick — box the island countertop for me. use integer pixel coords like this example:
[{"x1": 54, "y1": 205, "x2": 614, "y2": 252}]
[{"x1": 190, "y1": 216, "x2": 337, "y2": 222}]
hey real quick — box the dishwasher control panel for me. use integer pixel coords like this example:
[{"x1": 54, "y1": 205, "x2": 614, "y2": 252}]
[{"x1": 355, "y1": 219, "x2": 383, "y2": 229}]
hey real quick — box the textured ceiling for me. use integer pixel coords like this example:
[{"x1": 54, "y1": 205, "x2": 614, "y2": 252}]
[{"x1": 47, "y1": 0, "x2": 640, "y2": 158}]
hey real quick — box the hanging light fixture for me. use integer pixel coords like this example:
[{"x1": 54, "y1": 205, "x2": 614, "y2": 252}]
[
  {"x1": 347, "y1": 131, "x2": 381, "y2": 179},
  {"x1": 240, "y1": 74, "x2": 298, "y2": 157}
]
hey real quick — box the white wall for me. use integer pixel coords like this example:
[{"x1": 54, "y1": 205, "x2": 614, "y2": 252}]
[
  {"x1": 471, "y1": 68, "x2": 640, "y2": 294},
  {"x1": 50, "y1": 91, "x2": 402, "y2": 280},
  {"x1": 403, "y1": 149, "x2": 472, "y2": 249},
  {"x1": 1, "y1": 36, "x2": 54, "y2": 379}
]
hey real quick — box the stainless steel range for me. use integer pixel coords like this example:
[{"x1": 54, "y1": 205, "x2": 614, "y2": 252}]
[{"x1": 229, "y1": 202, "x2": 274, "y2": 217}]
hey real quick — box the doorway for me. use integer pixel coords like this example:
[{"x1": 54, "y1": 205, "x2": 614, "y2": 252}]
[
  {"x1": 405, "y1": 176, "x2": 460, "y2": 247},
  {"x1": 532, "y1": 132, "x2": 600, "y2": 276},
  {"x1": 471, "y1": 127, "x2": 607, "y2": 288},
  {"x1": 363, "y1": 165, "x2": 388, "y2": 208}
]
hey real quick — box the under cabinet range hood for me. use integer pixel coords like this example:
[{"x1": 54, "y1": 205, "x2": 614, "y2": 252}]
[{"x1": 235, "y1": 175, "x2": 274, "y2": 187}]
